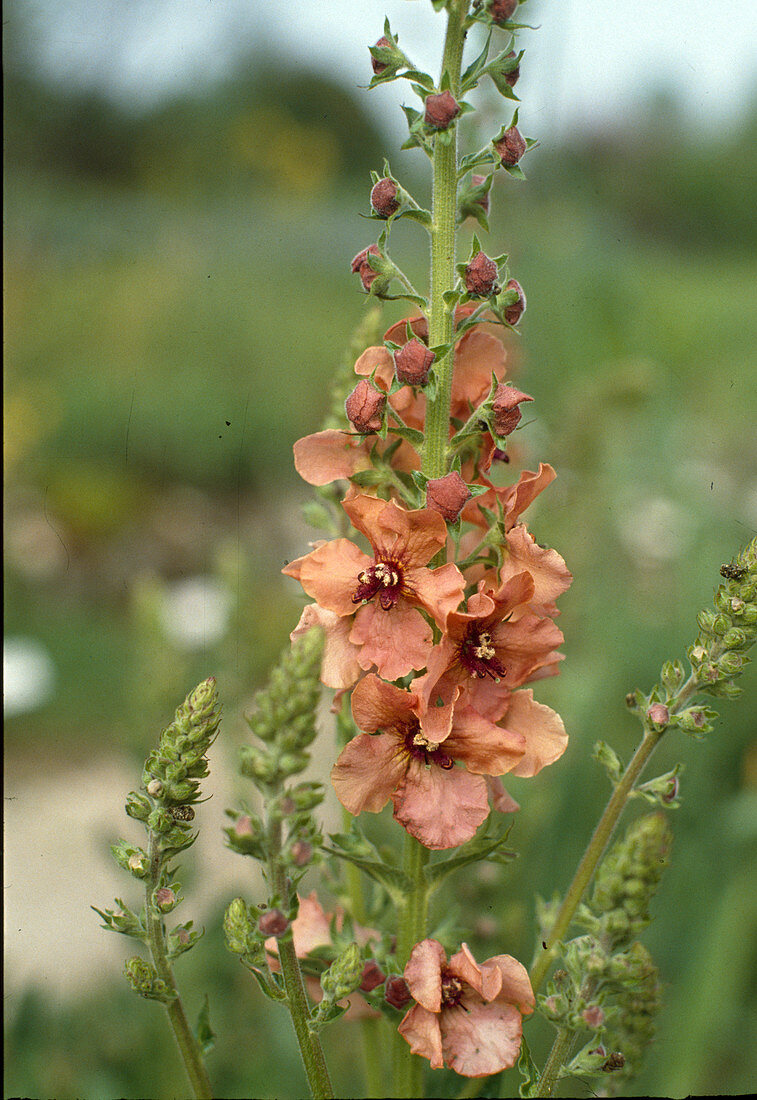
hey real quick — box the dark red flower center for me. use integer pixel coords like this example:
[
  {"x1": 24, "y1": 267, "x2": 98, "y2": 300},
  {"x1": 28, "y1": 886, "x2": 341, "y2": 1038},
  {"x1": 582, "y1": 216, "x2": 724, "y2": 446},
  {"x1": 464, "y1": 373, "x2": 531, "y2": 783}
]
[
  {"x1": 353, "y1": 559, "x2": 404, "y2": 610},
  {"x1": 441, "y1": 971, "x2": 465, "y2": 1008},
  {"x1": 458, "y1": 628, "x2": 508, "y2": 680},
  {"x1": 402, "y1": 721, "x2": 454, "y2": 770}
]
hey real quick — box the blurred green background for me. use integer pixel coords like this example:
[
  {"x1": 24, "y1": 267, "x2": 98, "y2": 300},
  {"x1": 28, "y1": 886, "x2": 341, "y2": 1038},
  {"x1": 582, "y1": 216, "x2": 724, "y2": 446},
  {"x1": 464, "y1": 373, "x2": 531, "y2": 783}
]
[{"x1": 4, "y1": 1, "x2": 757, "y2": 1097}]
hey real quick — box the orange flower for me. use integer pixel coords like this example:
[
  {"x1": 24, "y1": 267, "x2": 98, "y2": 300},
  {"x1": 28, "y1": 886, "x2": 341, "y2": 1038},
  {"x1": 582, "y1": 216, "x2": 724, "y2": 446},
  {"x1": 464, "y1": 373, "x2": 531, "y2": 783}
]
[
  {"x1": 398, "y1": 939, "x2": 534, "y2": 1077},
  {"x1": 282, "y1": 493, "x2": 464, "y2": 681}
]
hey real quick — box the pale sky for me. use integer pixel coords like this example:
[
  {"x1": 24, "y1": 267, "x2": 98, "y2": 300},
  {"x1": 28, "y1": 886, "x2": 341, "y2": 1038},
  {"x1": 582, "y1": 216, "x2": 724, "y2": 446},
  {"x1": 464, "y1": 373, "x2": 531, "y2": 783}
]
[{"x1": 19, "y1": 0, "x2": 757, "y2": 135}]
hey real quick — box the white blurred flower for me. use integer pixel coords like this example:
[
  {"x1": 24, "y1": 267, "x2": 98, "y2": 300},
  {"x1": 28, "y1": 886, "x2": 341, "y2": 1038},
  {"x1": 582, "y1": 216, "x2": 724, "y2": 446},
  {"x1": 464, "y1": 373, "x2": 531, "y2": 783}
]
[
  {"x1": 3, "y1": 637, "x2": 56, "y2": 716},
  {"x1": 616, "y1": 496, "x2": 693, "y2": 564},
  {"x1": 160, "y1": 576, "x2": 232, "y2": 650}
]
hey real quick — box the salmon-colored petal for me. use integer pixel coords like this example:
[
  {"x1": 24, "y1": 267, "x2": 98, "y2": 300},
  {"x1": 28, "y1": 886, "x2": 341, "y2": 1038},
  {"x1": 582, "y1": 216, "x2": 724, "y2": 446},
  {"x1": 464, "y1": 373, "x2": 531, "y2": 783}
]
[
  {"x1": 441, "y1": 997, "x2": 524, "y2": 1077},
  {"x1": 502, "y1": 690, "x2": 569, "y2": 777},
  {"x1": 290, "y1": 604, "x2": 362, "y2": 689},
  {"x1": 392, "y1": 761, "x2": 489, "y2": 849},
  {"x1": 408, "y1": 562, "x2": 466, "y2": 625},
  {"x1": 444, "y1": 705, "x2": 525, "y2": 775},
  {"x1": 397, "y1": 1004, "x2": 444, "y2": 1070},
  {"x1": 447, "y1": 943, "x2": 487, "y2": 999},
  {"x1": 293, "y1": 430, "x2": 373, "y2": 486},
  {"x1": 351, "y1": 673, "x2": 418, "y2": 735},
  {"x1": 331, "y1": 732, "x2": 406, "y2": 814},
  {"x1": 486, "y1": 776, "x2": 520, "y2": 814},
  {"x1": 450, "y1": 330, "x2": 507, "y2": 417},
  {"x1": 375, "y1": 499, "x2": 448, "y2": 566},
  {"x1": 354, "y1": 345, "x2": 395, "y2": 390},
  {"x1": 283, "y1": 539, "x2": 372, "y2": 616},
  {"x1": 489, "y1": 613, "x2": 564, "y2": 688},
  {"x1": 350, "y1": 601, "x2": 433, "y2": 680},
  {"x1": 501, "y1": 524, "x2": 573, "y2": 615},
  {"x1": 342, "y1": 493, "x2": 391, "y2": 547},
  {"x1": 404, "y1": 938, "x2": 446, "y2": 1011},
  {"x1": 501, "y1": 464, "x2": 556, "y2": 530},
  {"x1": 484, "y1": 954, "x2": 535, "y2": 1015}
]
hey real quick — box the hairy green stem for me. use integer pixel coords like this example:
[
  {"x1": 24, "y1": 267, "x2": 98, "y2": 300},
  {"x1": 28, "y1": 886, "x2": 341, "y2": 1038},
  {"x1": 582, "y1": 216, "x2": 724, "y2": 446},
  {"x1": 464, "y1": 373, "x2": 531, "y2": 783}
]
[
  {"x1": 145, "y1": 833, "x2": 214, "y2": 1100},
  {"x1": 421, "y1": 0, "x2": 468, "y2": 481},
  {"x1": 535, "y1": 1028, "x2": 576, "y2": 1098},
  {"x1": 267, "y1": 820, "x2": 334, "y2": 1100}
]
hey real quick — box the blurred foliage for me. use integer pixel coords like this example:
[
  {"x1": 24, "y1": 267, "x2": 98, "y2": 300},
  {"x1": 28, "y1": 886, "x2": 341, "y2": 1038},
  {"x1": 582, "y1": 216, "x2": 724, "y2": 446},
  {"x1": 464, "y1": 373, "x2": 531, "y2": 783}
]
[{"x1": 4, "y1": 11, "x2": 757, "y2": 1099}]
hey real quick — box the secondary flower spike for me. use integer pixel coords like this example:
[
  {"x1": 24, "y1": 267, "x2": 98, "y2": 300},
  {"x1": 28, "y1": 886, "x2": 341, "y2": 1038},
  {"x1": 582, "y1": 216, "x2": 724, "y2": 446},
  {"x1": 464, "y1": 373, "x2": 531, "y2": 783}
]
[
  {"x1": 398, "y1": 939, "x2": 534, "y2": 1077},
  {"x1": 282, "y1": 493, "x2": 465, "y2": 681}
]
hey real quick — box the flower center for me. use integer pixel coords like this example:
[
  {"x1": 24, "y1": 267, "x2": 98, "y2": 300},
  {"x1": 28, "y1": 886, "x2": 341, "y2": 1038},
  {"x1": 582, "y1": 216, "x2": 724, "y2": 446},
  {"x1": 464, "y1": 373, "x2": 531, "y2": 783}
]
[
  {"x1": 441, "y1": 972, "x2": 464, "y2": 1008},
  {"x1": 353, "y1": 559, "x2": 404, "y2": 610},
  {"x1": 458, "y1": 628, "x2": 508, "y2": 681},
  {"x1": 404, "y1": 722, "x2": 454, "y2": 769}
]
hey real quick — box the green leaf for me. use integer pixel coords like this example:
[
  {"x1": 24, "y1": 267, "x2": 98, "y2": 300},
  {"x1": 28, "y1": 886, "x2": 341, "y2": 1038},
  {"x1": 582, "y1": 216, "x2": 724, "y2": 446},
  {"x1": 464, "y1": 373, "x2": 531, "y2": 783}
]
[
  {"x1": 424, "y1": 822, "x2": 516, "y2": 892},
  {"x1": 324, "y1": 830, "x2": 412, "y2": 906},
  {"x1": 460, "y1": 29, "x2": 493, "y2": 93},
  {"x1": 195, "y1": 995, "x2": 216, "y2": 1056},
  {"x1": 518, "y1": 1035, "x2": 541, "y2": 1098}
]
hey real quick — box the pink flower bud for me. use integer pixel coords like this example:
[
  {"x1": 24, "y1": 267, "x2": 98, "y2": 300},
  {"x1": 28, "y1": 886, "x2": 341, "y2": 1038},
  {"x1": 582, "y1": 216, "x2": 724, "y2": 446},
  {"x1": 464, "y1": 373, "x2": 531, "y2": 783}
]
[
  {"x1": 345, "y1": 379, "x2": 386, "y2": 434},
  {"x1": 502, "y1": 50, "x2": 520, "y2": 87},
  {"x1": 371, "y1": 177, "x2": 400, "y2": 219},
  {"x1": 582, "y1": 1005, "x2": 605, "y2": 1029},
  {"x1": 492, "y1": 385, "x2": 533, "y2": 437},
  {"x1": 489, "y1": 0, "x2": 519, "y2": 23},
  {"x1": 371, "y1": 36, "x2": 391, "y2": 75},
  {"x1": 465, "y1": 251, "x2": 499, "y2": 297},
  {"x1": 494, "y1": 125, "x2": 526, "y2": 167},
  {"x1": 503, "y1": 278, "x2": 526, "y2": 325},
  {"x1": 647, "y1": 703, "x2": 670, "y2": 728},
  {"x1": 384, "y1": 974, "x2": 412, "y2": 1008},
  {"x1": 350, "y1": 244, "x2": 382, "y2": 291},
  {"x1": 234, "y1": 815, "x2": 254, "y2": 836},
  {"x1": 290, "y1": 840, "x2": 312, "y2": 866},
  {"x1": 154, "y1": 887, "x2": 176, "y2": 912},
  {"x1": 471, "y1": 174, "x2": 490, "y2": 215},
  {"x1": 424, "y1": 90, "x2": 461, "y2": 131},
  {"x1": 359, "y1": 960, "x2": 386, "y2": 992},
  {"x1": 394, "y1": 337, "x2": 435, "y2": 386},
  {"x1": 426, "y1": 471, "x2": 471, "y2": 522},
  {"x1": 258, "y1": 908, "x2": 289, "y2": 938}
]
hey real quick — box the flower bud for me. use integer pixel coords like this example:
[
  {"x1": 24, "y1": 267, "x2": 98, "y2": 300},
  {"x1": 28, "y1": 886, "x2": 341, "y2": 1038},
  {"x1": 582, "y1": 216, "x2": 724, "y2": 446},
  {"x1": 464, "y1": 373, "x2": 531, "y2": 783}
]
[
  {"x1": 370, "y1": 36, "x2": 391, "y2": 76},
  {"x1": 385, "y1": 974, "x2": 412, "y2": 1008},
  {"x1": 723, "y1": 627, "x2": 747, "y2": 649},
  {"x1": 489, "y1": 0, "x2": 519, "y2": 23},
  {"x1": 321, "y1": 942, "x2": 364, "y2": 1001},
  {"x1": 491, "y1": 384, "x2": 533, "y2": 436},
  {"x1": 501, "y1": 50, "x2": 520, "y2": 87},
  {"x1": 125, "y1": 791, "x2": 151, "y2": 822},
  {"x1": 646, "y1": 703, "x2": 669, "y2": 728},
  {"x1": 471, "y1": 174, "x2": 490, "y2": 213},
  {"x1": 345, "y1": 379, "x2": 386, "y2": 434},
  {"x1": 719, "y1": 650, "x2": 744, "y2": 675},
  {"x1": 394, "y1": 338, "x2": 435, "y2": 386},
  {"x1": 258, "y1": 908, "x2": 290, "y2": 938},
  {"x1": 154, "y1": 887, "x2": 177, "y2": 912},
  {"x1": 370, "y1": 177, "x2": 400, "y2": 219},
  {"x1": 494, "y1": 125, "x2": 526, "y2": 166},
  {"x1": 424, "y1": 90, "x2": 461, "y2": 131},
  {"x1": 425, "y1": 471, "x2": 472, "y2": 522},
  {"x1": 146, "y1": 779, "x2": 164, "y2": 798},
  {"x1": 290, "y1": 839, "x2": 313, "y2": 866},
  {"x1": 360, "y1": 959, "x2": 386, "y2": 992},
  {"x1": 465, "y1": 251, "x2": 499, "y2": 297},
  {"x1": 502, "y1": 278, "x2": 527, "y2": 325},
  {"x1": 350, "y1": 244, "x2": 383, "y2": 292},
  {"x1": 603, "y1": 1052, "x2": 626, "y2": 1073},
  {"x1": 582, "y1": 1004, "x2": 605, "y2": 1029}
]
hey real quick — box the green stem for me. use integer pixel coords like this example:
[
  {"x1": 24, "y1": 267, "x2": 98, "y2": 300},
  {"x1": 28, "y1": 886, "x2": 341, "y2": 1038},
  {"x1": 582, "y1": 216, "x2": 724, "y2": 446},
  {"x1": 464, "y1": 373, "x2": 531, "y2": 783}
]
[
  {"x1": 145, "y1": 834, "x2": 214, "y2": 1100},
  {"x1": 268, "y1": 821, "x2": 334, "y2": 1100},
  {"x1": 529, "y1": 669, "x2": 706, "y2": 995},
  {"x1": 535, "y1": 1028, "x2": 575, "y2": 1098},
  {"x1": 422, "y1": 0, "x2": 468, "y2": 481}
]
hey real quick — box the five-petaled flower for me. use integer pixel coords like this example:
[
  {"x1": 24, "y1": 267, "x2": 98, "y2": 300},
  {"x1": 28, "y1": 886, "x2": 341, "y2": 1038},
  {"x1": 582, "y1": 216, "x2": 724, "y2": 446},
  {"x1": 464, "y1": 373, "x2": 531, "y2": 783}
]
[
  {"x1": 283, "y1": 493, "x2": 465, "y2": 680},
  {"x1": 331, "y1": 674, "x2": 527, "y2": 848},
  {"x1": 398, "y1": 938, "x2": 534, "y2": 1077}
]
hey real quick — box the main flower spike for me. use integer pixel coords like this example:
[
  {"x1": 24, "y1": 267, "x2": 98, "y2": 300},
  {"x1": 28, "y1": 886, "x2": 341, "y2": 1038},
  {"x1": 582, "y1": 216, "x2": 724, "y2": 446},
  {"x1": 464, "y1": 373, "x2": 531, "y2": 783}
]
[{"x1": 398, "y1": 939, "x2": 534, "y2": 1077}]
